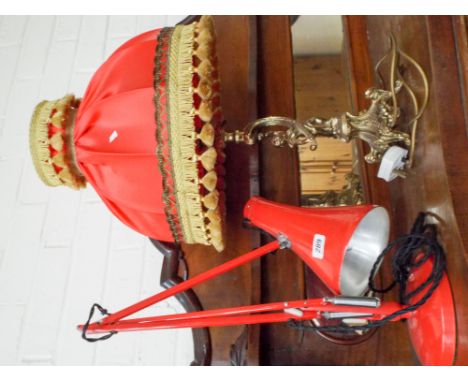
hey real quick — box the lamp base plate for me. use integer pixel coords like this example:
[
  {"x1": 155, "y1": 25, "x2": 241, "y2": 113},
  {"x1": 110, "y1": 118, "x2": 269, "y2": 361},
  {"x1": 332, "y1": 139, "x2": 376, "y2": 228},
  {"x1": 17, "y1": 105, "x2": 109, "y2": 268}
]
[{"x1": 407, "y1": 260, "x2": 456, "y2": 366}]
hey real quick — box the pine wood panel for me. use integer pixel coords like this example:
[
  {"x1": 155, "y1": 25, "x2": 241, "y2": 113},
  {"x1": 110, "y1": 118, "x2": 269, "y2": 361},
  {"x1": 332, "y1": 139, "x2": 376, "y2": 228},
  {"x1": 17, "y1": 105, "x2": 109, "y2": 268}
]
[{"x1": 294, "y1": 55, "x2": 353, "y2": 194}]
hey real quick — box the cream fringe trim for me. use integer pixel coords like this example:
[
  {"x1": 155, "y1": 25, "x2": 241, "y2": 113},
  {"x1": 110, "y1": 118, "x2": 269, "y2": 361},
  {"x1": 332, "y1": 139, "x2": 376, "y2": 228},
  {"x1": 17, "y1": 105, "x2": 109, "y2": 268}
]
[
  {"x1": 29, "y1": 100, "x2": 63, "y2": 187},
  {"x1": 29, "y1": 95, "x2": 86, "y2": 190},
  {"x1": 168, "y1": 23, "x2": 209, "y2": 245},
  {"x1": 161, "y1": 17, "x2": 225, "y2": 252}
]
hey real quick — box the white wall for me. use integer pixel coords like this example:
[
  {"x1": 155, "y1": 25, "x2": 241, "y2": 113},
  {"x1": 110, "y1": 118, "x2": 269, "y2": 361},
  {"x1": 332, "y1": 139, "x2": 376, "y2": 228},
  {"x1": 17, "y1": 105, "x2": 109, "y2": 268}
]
[
  {"x1": 292, "y1": 15, "x2": 343, "y2": 56},
  {"x1": 0, "y1": 15, "x2": 194, "y2": 365}
]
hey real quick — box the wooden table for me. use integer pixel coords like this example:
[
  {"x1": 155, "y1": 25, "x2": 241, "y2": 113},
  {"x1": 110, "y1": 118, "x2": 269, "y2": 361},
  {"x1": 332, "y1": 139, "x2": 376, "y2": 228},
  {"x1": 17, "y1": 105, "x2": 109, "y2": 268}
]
[
  {"x1": 343, "y1": 16, "x2": 468, "y2": 366},
  {"x1": 155, "y1": 15, "x2": 468, "y2": 366}
]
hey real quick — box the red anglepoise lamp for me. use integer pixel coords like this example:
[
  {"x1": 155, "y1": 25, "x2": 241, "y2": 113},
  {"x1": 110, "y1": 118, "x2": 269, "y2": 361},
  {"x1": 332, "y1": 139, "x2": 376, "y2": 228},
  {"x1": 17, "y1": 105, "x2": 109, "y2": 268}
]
[{"x1": 78, "y1": 197, "x2": 456, "y2": 366}]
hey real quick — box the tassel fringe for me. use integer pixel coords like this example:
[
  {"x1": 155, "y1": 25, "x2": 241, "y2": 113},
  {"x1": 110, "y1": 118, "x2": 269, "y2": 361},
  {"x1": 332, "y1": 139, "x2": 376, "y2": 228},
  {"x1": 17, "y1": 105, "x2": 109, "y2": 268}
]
[
  {"x1": 29, "y1": 94, "x2": 86, "y2": 190},
  {"x1": 157, "y1": 16, "x2": 225, "y2": 251}
]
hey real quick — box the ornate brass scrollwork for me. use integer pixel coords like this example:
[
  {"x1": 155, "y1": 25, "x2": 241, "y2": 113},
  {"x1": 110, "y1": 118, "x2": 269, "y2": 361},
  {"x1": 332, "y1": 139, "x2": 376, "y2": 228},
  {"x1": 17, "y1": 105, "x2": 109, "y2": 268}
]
[{"x1": 224, "y1": 35, "x2": 429, "y2": 177}]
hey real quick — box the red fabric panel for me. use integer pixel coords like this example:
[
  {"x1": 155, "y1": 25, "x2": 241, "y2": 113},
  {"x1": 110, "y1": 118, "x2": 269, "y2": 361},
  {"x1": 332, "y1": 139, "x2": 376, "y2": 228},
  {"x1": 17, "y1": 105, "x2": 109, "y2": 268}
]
[{"x1": 74, "y1": 28, "x2": 173, "y2": 242}]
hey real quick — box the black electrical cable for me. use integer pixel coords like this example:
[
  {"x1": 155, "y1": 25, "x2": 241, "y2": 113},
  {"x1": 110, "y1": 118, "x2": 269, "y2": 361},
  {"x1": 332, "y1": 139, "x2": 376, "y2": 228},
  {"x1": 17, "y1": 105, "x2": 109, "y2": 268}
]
[
  {"x1": 288, "y1": 212, "x2": 447, "y2": 334},
  {"x1": 81, "y1": 303, "x2": 118, "y2": 342}
]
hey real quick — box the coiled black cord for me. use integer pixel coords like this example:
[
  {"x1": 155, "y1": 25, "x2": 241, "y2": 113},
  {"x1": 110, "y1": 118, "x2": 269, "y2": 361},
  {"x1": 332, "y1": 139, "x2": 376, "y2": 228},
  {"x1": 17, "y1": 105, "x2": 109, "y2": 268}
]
[
  {"x1": 81, "y1": 303, "x2": 117, "y2": 342},
  {"x1": 288, "y1": 212, "x2": 447, "y2": 333}
]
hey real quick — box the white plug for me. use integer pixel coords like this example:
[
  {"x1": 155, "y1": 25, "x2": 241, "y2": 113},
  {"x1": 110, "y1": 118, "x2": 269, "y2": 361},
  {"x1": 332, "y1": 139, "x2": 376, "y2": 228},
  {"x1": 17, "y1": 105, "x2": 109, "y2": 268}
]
[{"x1": 377, "y1": 146, "x2": 408, "y2": 182}]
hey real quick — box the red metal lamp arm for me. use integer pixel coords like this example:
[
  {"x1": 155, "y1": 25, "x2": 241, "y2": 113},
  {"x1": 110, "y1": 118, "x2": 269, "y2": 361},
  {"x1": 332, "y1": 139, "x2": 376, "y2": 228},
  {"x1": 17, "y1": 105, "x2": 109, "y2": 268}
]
[
  {"x1": 80, "y1": 296, "x2": 412, "y2": 334},
  {"x1": 82, "y1": 240, "x2": 282, "y2": 328}
]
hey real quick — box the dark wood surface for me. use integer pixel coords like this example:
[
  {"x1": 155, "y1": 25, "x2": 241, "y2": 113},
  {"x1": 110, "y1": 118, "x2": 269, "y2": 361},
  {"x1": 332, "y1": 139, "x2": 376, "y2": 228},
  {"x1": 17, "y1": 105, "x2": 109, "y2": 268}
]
[
  {"x1": 256, "y1": 15, "x2": 304, "y2": 366},
  {"x1": 453, "y1": 16, "x2": 468, "y2": 116},
  {"x1": 345, "y1": 15, "x2": 468, "y2": 366},
  {"x1": 181, "y1": 16, "x2": 261, "y2": 366},
  {"x1": 342, "y1": 17, "x2": 393, "y2": 209}
]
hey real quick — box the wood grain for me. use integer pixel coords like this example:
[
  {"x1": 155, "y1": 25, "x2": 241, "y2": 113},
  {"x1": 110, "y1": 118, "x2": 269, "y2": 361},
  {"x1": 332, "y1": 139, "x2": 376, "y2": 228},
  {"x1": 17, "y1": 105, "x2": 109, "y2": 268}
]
[
  {"x1": 453, "y1": 16, "x2": 468, "y2": 117},
  {"x1": 256, "y1": 15, "x2": 304, "y2": 365},
  {"x1": 355, "y1": 15, "x2": 468, "y2": 365},
  {"x1": 182, "y1": 16, "x2": 261, "y2": 365},
  {"x1": 294, "y1": 55, "x2": 353, "y2": 194}
]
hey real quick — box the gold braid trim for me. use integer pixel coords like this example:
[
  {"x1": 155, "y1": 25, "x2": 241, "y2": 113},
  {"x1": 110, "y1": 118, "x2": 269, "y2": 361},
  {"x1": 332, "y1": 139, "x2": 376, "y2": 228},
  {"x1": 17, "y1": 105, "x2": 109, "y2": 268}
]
[
  {"x1": 153, "y1": 27, "x2": 183, "y2": 243},
  {"x1": 168, "y1": 22, "x2": 209, "y2": 245},
  {"x1": 29, "y1": 94, "x2": 86, "y2": 190},
  {"x1": 194, "y1": 16, "x2": 225, "y2": 252},
  {"x1": 154, "y1": 16, "x2": 225, "y2": 251},
  {"x1": 29, "y1": 100, "x2": 62, "y2": 187}
]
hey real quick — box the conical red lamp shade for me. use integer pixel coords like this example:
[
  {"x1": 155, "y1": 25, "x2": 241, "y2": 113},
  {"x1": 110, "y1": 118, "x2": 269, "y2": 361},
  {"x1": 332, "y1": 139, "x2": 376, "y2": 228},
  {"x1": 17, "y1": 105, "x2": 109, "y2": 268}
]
[
  {"x1": 406, "y1": 258, "x2": 456, "y2": 365},
  {"x1": 243, "y1": 197, "x2": 390, "y2": 296}
]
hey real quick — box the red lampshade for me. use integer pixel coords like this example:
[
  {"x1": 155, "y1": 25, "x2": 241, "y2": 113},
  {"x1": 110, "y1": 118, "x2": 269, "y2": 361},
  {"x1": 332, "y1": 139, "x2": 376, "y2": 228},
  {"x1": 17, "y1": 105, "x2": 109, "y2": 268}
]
[{"x1": 29, "y1": 16, "x2": 225, "y2": 251}]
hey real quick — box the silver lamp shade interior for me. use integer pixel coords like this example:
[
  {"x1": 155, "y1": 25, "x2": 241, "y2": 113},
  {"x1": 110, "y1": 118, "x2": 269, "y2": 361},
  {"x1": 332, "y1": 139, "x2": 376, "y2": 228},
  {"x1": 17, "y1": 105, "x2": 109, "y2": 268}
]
[{"x1": 339, "y1": 207, "x2": 390, "y2": 296}]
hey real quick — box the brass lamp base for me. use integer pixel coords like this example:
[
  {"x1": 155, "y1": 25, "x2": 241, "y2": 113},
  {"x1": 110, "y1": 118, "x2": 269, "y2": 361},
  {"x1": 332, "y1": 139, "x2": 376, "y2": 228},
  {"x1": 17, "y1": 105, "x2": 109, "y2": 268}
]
[{"x1": 224, "y1": 35, "x2": 428, "y2": 180}]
